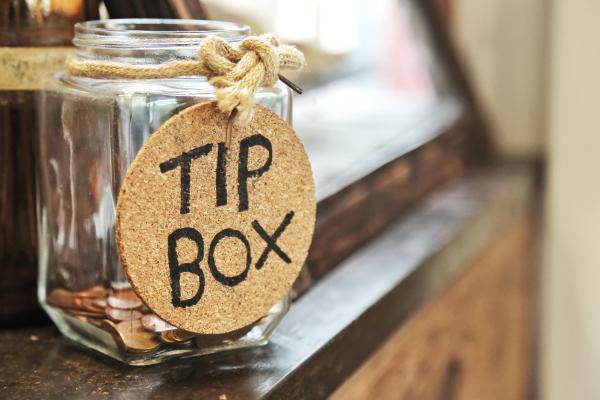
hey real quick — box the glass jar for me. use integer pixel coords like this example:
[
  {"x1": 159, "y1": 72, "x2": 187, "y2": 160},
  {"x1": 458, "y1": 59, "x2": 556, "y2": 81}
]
[{"x1": 37, "y1": 19, "x2": 291, "y2": 365}]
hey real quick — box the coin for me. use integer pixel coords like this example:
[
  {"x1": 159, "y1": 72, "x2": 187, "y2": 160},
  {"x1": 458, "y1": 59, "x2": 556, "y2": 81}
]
[
  {"x1": 194, "y1": 324, "x2": 255, "y2": 348},
  {"x1": 49, "y1": 285, "x2": 265, "y2": 355},
  {"x1": 158, "y1": 330, "x2": 177, "y2": 344},
  {"x1": 73, "y1": 285, "x2": 106, "y2": 299},
  {"x1": 141, "y1": 314, "x2": 174, "y2": 332},
  {"x1": 80, "y1": 298, "x2": 106, "y2": 314},
  {"x1": 91, "y1": 298, "x2": 107, "y2": 308},
  {"x1": 157, "y1": 329, "x2": 196, "y2": 344},
  {"x1": 47, "y1": 288, "x2": 79, "y2": 309},
  {"x1": 105, "y1": 307, "x2": 143, "y2": 322},
  {"x1": 107, "y1": 289, "x2": 142, "y2": 310},
  {"x1": 101, "y1": 319, "x2": 160, "y2": 354},
  {"x1": 67, "y1": 308, "x2": 106, "y2": 318},
  {"x1": 171, "y1": 329, "x2": 196, "y2": 343}
]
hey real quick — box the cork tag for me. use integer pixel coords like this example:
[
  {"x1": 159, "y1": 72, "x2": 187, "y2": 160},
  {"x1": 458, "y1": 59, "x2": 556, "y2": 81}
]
[{"x1": 116, "y1": 102, "x2": 316, "y2": 334}]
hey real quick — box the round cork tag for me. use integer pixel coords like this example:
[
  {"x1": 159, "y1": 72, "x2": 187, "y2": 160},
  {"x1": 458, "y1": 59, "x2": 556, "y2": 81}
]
[{"x1": 116, "y1": 102, "x2": 315, "y2": 334}]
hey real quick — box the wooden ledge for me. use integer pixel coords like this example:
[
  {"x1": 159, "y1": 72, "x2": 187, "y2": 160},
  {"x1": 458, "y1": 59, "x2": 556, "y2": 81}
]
[{"x1": 0, "y1": 165, "x2": 535, "y2": 400}]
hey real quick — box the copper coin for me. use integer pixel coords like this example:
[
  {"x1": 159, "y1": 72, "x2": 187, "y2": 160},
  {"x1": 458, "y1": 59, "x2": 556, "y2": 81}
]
[
  {"x1": 107, "y1": 289, "x2": 142, "y2": 310},
  {"x1": 170, "y1": 329, "x2": 196, "y2": 343},
  {"x1": 158, "y1": 329, "x2": 195, "y2": 345},
  {"x1": 158, "y1": 330, "x2": 177, "y2": 344},
  {"x1": 80, "y1": 298, "x2": 106, "y2": 314},
  {"x1": 194, "y1": 324, "x2": 255, "y2": 348},
  {"x1": 100, "y1": 319, "x2": 117, "y2": 333},
  {"x1": 105, "y1": 307, "x2": 143, "y2": 322},
  {"x1": 92, "y1": 298, "x2": 107, "y2": 308},
  {"x1": 67, "y1": 308, "x2": 105, "y2": 318},
  {"x1": 73, "y1": 285, "x2": 106, "y2": 299},
  {"x1": 47, "y1": 288, "x2": 79, "y2": 309},
  {"x1": 101, "y1": 319, "x2": 160, "y2": 354},
  {"x1": 141, "y1": 314, "x2": 174, "y2": 332}
]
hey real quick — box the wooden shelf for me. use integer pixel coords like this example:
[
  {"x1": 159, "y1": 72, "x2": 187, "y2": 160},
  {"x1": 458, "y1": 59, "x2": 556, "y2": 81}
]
[{"x1": 0, "y1": 164, "x2": 536, "y2": 399}]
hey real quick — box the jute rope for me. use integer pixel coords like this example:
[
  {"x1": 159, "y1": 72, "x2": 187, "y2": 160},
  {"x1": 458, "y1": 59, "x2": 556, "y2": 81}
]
[{"x1": 67, "y1": 34, "x2": 305, "y2": 125}]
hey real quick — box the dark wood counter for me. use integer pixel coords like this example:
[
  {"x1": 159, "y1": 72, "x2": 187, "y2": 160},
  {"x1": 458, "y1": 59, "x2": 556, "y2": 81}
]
[{"x1": 0, "y1": 165, "x2": 536, "y2": 400}]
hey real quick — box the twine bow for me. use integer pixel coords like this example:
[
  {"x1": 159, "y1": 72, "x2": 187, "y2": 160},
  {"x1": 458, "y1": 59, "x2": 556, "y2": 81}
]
[{"x1": 68, "y1": 34, "x2": 305, "y2": 126}]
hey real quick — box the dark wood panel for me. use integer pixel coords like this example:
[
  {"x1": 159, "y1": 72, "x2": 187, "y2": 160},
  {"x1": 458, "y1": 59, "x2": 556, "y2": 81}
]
[{"x1": 303, "y1": 113, "x2": 471, "y2": 287}]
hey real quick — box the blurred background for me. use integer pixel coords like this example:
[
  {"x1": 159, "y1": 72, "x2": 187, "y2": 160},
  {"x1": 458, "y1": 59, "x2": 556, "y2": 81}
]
[
  {"x1": 206, "y1": 1, "x2": 598, "y2": 397},
  {"x1": 1, "y1": 0, "x2": 598, "y2": 398},
  {"x1": 166, "y1": 0, "x2": 600, "y2": 397}
]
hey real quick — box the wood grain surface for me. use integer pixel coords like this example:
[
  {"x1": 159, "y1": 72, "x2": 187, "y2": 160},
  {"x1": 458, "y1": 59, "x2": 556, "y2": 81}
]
[{"x1": 332, "y1": 217, "x2": 533, "y2": 400}]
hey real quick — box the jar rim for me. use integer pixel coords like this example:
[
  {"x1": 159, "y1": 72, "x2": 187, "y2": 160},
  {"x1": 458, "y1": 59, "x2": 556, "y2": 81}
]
[{"x1": 74, "y1": 19, "x2": 251, "y2": 49}]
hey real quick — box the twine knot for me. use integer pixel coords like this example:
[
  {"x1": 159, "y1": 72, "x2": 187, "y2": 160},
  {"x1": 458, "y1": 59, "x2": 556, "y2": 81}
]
[
  {"x1": 67, "y1": 33, "x2": 305, "y2": 126},
  {"x1": 199, "y1": 34, "x2": 303, "y2": 125}
]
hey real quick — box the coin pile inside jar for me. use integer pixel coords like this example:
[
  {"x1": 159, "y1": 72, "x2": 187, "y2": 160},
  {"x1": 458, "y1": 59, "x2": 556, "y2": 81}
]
[{"x1": 46, "y1": 286, "x2": 255, "y2": 354}]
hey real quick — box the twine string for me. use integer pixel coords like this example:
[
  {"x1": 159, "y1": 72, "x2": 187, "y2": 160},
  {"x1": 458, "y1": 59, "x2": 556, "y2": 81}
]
[
  {"x1": 67, "y1": 33, "x2": 305, "y2": 126},
  {"x1": 226, "y1": 108, "x2": 238, "y2": 147}
]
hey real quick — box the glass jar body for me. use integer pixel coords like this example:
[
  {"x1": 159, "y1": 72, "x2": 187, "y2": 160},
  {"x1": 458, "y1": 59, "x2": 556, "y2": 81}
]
[{"x1": 37, "y1": 20, "x2": 292, "y2": 365}]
